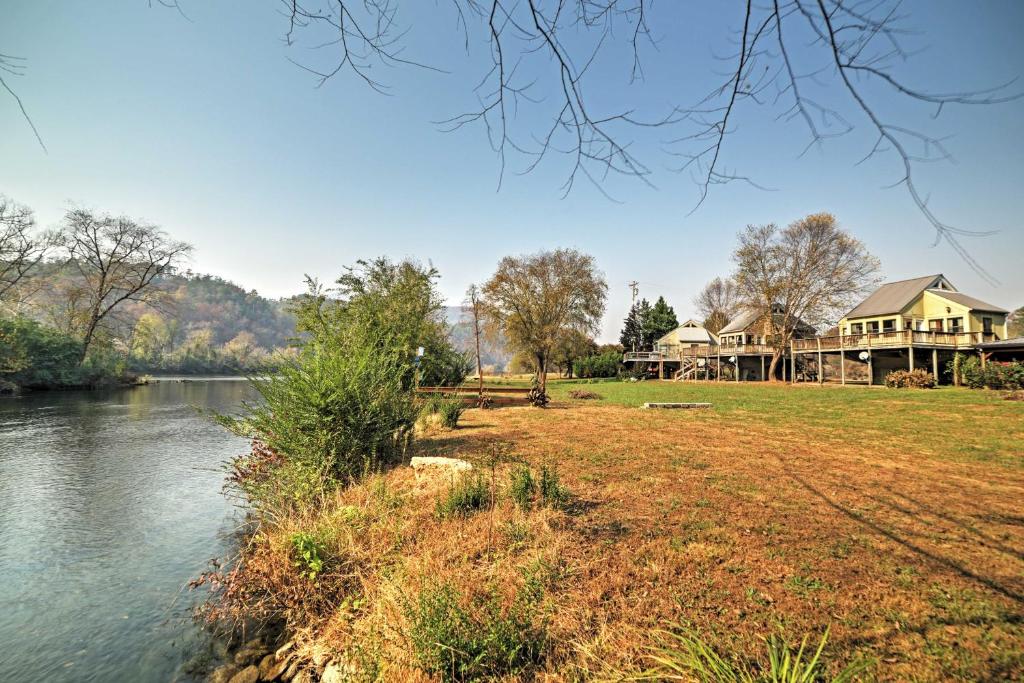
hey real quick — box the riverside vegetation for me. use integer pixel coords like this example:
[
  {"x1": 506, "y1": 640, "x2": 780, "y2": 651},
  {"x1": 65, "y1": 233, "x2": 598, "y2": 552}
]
[{"x1": 192, "y1": 256, "x2": 1024, "y2": 682}]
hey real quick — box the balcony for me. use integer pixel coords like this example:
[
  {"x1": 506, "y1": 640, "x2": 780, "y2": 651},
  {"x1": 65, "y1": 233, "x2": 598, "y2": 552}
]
[{"x1": 791, "y1": 330, "x2": 989, "y2": 352}]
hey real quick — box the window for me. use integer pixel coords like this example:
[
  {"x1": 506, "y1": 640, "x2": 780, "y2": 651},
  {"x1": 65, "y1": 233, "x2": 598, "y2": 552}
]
[
  {"x1": 849, "y1": 322, "x2": 863, "y2": 335},
  {"x1": 867, "y1": 321, "x2": 880, "y2": 334},
  {"x1": 882, "y1": 319, "x2": 896, "y2": 332},
  {"x1": 929, "y1": 319, "x2": 944, "y2": 332},
  {"x1": 983, "y1": 317, "x2": 993, "y2": 335},
  {"x1": 947, "y1": 317, "x2": 963, "y2": 333}
]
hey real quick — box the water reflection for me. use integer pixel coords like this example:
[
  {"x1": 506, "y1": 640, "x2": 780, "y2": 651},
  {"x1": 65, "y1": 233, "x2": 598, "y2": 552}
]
[{"x1": 0, "y1": 380, "x2": 252, "y2": 682}]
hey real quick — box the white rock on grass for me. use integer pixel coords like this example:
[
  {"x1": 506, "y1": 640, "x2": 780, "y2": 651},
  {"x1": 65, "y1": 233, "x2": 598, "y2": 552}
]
[{"x1": 409, "y1": 456, "x2": 472, "y2": 475}]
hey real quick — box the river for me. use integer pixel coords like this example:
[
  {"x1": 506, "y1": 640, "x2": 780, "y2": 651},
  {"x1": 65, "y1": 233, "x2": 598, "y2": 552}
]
[{"x1": 0, "y1": 379, "x2": 253, "y2": 682}]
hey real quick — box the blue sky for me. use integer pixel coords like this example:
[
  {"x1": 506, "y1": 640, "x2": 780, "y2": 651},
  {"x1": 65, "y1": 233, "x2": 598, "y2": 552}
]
[{"x1": 2, "y1": 1, "x2": 1022, "y2": 341}]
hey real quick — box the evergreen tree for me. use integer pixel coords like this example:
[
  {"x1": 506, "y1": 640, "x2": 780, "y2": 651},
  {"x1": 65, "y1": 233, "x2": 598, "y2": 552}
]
[
  {"x1": 619, "y1": 298, "x2": 651, "y2": 350},
  {"x1": 644, "y1": 296, "x2": 678, "y2": 346}
]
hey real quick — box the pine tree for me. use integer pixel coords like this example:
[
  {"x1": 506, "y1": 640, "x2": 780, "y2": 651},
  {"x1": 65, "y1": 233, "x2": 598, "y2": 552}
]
[
  {"x1": 620, "y1": 298, "x2": 652, "y2": 350},
  {"x1": 644, "y1": 296, "x2": 679, "y2": 347}
]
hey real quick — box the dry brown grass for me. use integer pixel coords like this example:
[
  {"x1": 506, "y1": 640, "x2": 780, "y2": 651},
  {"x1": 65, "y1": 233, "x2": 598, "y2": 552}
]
[{"x1": 221, "y1": 387, "x2": 1024, "y2": 681}]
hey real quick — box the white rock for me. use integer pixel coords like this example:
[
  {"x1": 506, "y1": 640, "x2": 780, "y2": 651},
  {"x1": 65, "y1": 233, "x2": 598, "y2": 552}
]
[{"x1": 409, "y1": 456, "x2": 472, "y2": 473}]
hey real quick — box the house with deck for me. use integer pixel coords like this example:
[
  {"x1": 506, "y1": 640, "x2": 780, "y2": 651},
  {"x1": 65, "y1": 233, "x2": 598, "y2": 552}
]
[
  {"x1": 790, "y1": 274, "x2": 1009, "y2": 384},
  {"x1": 623, "y1": 319, "x2": 716, "y2": 379}
]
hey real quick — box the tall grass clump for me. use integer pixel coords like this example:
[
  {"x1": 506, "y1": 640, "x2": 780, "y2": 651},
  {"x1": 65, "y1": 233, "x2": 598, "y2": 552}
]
[
  {"x1": 419, "y1": 394, "x2": 465, "y2": 429},
  {"x1": 646, "y1": 626, "x2": 869, "y2": 682},
  {"x1": 509, "y1": 465, "x2": 536, "y2": 510},
  {"x1": 436, "y1": 472, "x2": 491, "y2": 518},
  {"x1": 405, "y1": 577, "x2": 547, "y2": 681}
]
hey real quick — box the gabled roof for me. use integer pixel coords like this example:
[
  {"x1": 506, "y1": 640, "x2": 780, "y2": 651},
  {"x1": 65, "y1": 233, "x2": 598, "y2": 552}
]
[
  {"x1": 719, "y1": 309, "x2": 760, "y2": 334},
  {"x1": 844, "y1": 274, "x2": 948, "y2": 319},
  {"x1": 718, "y1": 307, "x2": 816, "y2": 335},
  {"x1": 927, "y1": 289, "x2": 1007, "y2": 314},
  {"x1": 658, "y1": 320, "x2": 715, "y2": 344}
]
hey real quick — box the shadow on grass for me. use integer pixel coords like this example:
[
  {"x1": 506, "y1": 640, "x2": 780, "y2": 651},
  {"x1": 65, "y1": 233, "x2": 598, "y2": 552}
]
[{"x1": 788, "y1": 472, "x2": 1024, "y2": 605}]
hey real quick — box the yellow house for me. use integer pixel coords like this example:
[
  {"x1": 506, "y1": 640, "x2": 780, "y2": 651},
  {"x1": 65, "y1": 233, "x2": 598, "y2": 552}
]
[{"x1": 839, "y1": 274, "x2": 1009, "y2": 340}]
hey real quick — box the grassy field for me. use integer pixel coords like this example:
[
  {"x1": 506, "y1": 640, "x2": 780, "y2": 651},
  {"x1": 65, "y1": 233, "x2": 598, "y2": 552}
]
[{"x1": 258, "y1": 382, "x2": 1024, "y2": 680}]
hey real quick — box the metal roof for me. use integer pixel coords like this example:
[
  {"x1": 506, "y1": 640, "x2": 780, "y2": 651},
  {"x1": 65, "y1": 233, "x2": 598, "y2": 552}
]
[
  {"x1": 657, "y1": 320, "x2": 715, "y2": 344},
  {"x1": 976, "y1": 336, "x2": 1024, "y2": 350},
  {"x1": 719, "y1": 308, "x2": 760, "y2": 334},
  {"x1": 926, "y1": 289, "x2": 1008, "y2": 314},
  {"x1": 844, "y1": 275, "x2": 945, "y2": 319}
]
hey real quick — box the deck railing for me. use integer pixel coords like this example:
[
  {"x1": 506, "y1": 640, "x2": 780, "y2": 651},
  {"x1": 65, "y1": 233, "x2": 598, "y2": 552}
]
[{"x1": 791, "y1": 330, "x2": 986, "y2": 352}]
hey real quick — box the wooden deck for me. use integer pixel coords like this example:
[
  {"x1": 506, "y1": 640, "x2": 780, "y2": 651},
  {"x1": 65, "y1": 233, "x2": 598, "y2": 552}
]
[{"x1": 792, "y1": 330, "x2": 992, "y2": 353}]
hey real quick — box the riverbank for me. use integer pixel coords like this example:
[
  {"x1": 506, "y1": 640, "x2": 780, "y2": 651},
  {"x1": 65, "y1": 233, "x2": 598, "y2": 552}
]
[{"x1": 205, "y1": 382, "x2": 1024, "y2": 681}]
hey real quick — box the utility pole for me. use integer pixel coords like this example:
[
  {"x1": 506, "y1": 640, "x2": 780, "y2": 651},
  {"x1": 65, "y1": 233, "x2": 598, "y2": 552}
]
[{"x1": 627, "y1": 281, "x2": 639, "y2": 352}]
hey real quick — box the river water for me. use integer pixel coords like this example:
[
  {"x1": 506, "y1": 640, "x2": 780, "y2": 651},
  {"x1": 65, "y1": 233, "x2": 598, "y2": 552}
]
[{"x1": 0, "y1": 379, "x2": 253, "y2": 682}]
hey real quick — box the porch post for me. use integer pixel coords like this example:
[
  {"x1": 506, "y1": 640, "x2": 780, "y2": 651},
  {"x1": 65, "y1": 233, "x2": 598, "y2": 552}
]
[
  {"x1": 817, "y1": 337, "x2": 823, "y2": 385},
  {"x1": 840, "y1": 334, "x2": 846, "y2": 385},
  {"x1": 717, "y1": 347, "x2": 721, "y2": 382},
  {"x1": 932, "y1": 348, "x2": 939, "y2": 383},
  {"x1": 760, "y1": 355, "x2": 765, "y2": 382},
  {"x1": 867, "y1": 349, "x2": 873, "y2": 386},
  {"x1": 908, "y1": 345, "x2": 914, "y2": 372},
  {"x1": 790, "y1": 342, "x2": 796, "y2": 385}
]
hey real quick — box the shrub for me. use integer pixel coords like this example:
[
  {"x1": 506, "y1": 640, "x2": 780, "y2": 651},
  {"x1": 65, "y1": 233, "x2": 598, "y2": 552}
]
[
  {"x1": 419, "y1": 394, "x2": 465, "y2": 428},
  {"x1": 539, "y1": 465, "x2": 569, "y2": 508},
  {"x1": 222, "y1": 339, "x2": 416, "y2": 508},
  {"x1": 290, "y1": 532, "x2": 327, "y2": 581},
  {"x1": 884, "y1": 368, "x2": 936, "y2": 389},
  {"x1": 436, "y1": 472, "x2": 491, "y2": 518},
  {"x1": 956, "y1": 354, "x2": 1024, "y2": 390},
  {"x1": 647, "y1": 625, "x2": 869, "y2": 682},
  {"x1": 567, "y1": 389, "x2": 602, "y2": 400},
  {"x1": 404, "y1": 579, "x2": 547, "y2": 682},
  {"x1": 437, "y1": 396, "x2": 465, "y2": 428},
  {"x1": 573, "y1": 350, "x2": 623, "y2": 378},
  {"x1": 509, "y1": 465, "x2": 536, "y2": 510}
]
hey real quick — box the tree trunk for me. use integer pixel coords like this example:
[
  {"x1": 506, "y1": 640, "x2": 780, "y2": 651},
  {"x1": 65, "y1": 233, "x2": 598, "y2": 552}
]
[
  {"x1": 473, "y1": 313, "x2": 483, "y2": 398},
  {"x1": 536, "y1": 353, "x2": 547, "y2": 392},
  {"x1": 766, "y1": 350, "x2": 783, "y2": 381},
  {"x1": 78, "y1": 313, "x2": 101, "y2": 365}
]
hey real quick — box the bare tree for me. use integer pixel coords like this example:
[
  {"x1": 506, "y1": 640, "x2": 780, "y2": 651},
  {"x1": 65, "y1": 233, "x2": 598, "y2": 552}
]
[
  {"x1": 694, "y1": 277, "x2": 740, "y2": 335},
  {"x1": 60, "y1": 209, "x2": 192, "y2": 363},
  {"x1": 0, "y1": 53, "x2": 46, "y2": 151},
  {"x1": 271, "y1": 1, "x2": 1018, "y2": 278},
  {"x1": 0, "y1": 196, "x2": 51, "y2": 305},
  {"x1": 464, "y1": 283, "x2": 486, "y2": 399},
  {"x1": 481, "y1": 248, "x2": 606, "y2": 391},
  {"x1": 732, "y1": 212, "x2": 880, "y2": 379}
]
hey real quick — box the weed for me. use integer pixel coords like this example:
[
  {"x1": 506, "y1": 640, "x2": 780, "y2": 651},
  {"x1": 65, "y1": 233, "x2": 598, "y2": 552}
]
[
  {"x1": 436, "y1": 472, "x2": 490, "y2": 518},
  {"x1": 786, "y1": 574, "x2": 826, "y2": 596},
  {"x1": 645, "y1": 625, "x2": 870, "y2": 682},
  {"x1": 290, "y1": 531, "x2": 327, "y2": 581},
  {"x1": 509, "y1": 465, "x2": 536, "y2": 510},
  {"x1": 404, "y1": 580, "x2": 547, "y2": 681},
  {"x1": 539, "y1": 464, "x2": 569, "y2": 507}
]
